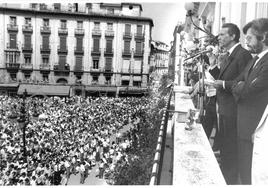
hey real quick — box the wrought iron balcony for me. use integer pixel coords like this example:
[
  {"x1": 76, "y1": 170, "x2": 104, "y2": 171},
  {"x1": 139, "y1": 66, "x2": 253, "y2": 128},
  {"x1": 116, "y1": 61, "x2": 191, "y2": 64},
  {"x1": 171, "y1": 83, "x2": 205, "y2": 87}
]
[
  {"x1": 134, "y1": 33, "x2": 145, "y2": 40},
  {"x1": 105, "y1": 30, "x2": 114, "y2": 37},
  {"x1": 134, "y1": 50, "x2": 144, "y2": 57},
  {"x1": 74, "y1": 46, "x2": 84, "y2": 55},
  {"x1": 122, "y1": 49, "x2": 132, "y2": 57},
  {"x1": 57, "y1": 45, "x2": 68, "y2": 54},
  {"x1": 6, "y1": 63, "x2": 20, "y2": 72},
  {"x1": 21, "y1": 63, "x2": 33, "y2": 71},
  {"x1": 131, "y1": 69, "x2": 142, "y2": 74},
  {"x1": 22, "y1": 25, "x2": 33, "y2": 33},
  {"x1": 40, "y1": 44, "x2": 51, "y2": 54},
  {"x1": 40, "y1": 26, "x2": 51, "y2": 34},
  {"x1": 92, "y1": 28, "x2": 101, "y2": 36},
  {"x1": 104, "y1": 48, "x2": 114, "y2": 56},
  {"x1": 90, "y1": 66, "x2": 103, "y2": 72},
  {"x1": 74, "y1": 65, "x2": 84, "y2": 76},
  {"x1": 75, "y1": 28, "x2": 84, "y2": 36},
  {"x1": 22, "y1": 44, "x2": 33, "y2": 53},
  {"x1": 91, "y1": 47, "x2": 101, "y2": 56},
  {"x1": 6, "y1": 43, "x2": 19, "y2": 50},
  {"x1": 123, "y1": 32, "x2": 132, "y2": 39},
  {"x1": 40, "y1": 63, "x2": 50, "y2": 71},
  {"x1": 58, "y1": 27, "x2": 68, "y2": 35},
  {"x1": 7, "y1": 24, "x2": 18, "y2": 32}
]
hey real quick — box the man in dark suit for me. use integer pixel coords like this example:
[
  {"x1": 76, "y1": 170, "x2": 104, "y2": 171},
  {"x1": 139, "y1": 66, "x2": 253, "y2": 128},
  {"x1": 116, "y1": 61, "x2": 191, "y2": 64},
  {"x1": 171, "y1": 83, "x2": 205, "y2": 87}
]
[
  {"x1": 212, "y1": 23, "x2": 252, "y2": 184},
  {"x1": 232, "y1": 18, "x2": 268, "y2": 184}
]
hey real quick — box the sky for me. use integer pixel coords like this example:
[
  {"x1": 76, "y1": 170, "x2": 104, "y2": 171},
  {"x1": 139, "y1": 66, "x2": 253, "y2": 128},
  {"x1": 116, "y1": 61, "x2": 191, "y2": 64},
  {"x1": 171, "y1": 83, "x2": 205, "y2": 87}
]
[{"x1": 141, "y1": 2, "x2": 186, "y2": 46}]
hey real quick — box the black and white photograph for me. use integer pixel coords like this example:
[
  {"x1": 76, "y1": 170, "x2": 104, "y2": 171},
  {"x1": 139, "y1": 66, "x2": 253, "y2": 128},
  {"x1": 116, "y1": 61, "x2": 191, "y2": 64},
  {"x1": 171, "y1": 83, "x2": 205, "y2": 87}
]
[{"x1": 0, "y1": 0, "x2": 268, "y2": 186}]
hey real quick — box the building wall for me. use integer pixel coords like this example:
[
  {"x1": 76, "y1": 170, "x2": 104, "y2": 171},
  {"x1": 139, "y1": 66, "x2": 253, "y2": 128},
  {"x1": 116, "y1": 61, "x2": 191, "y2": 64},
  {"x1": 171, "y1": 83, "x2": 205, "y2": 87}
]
[{"x1": 0, "y1": 3, "x2": 153, "y2": 91}]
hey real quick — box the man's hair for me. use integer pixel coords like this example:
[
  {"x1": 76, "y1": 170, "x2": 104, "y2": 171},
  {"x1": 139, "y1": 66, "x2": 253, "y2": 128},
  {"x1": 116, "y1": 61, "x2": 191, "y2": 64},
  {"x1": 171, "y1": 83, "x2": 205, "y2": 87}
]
[
  {"x1": 222, "y1": 23, "x2": 240, "y2": 42},
  {"x1": 243, "y1": 18, "x2": 268, "y2": 45}
]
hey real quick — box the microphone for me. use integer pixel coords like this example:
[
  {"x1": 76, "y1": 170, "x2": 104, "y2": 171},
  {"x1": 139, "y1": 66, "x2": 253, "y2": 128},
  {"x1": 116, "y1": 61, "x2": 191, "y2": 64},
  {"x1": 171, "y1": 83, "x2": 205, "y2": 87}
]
[{"x1": 184, "y1": 48, "x2": 212, "y2": 61}]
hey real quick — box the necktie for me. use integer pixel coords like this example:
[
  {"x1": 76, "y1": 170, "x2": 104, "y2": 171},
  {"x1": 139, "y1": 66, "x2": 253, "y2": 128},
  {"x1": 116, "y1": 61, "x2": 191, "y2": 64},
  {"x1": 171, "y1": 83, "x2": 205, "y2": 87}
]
[{"x1": 248, "y1": 55, "x2": 259, "y2": 75}]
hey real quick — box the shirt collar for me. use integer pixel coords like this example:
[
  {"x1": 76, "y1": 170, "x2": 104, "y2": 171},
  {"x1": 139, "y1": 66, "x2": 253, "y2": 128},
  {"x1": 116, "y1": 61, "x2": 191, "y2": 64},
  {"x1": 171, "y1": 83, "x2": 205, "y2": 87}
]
[
  {"x1": 256, "y1": 48, "x2": 268, "y2": 60},
  {"x1": 228, "y1": 43, "x2": 240, "y2": 55},
  {"x1": 208, "y1": 64, "x2": 217, "y2": 70}
]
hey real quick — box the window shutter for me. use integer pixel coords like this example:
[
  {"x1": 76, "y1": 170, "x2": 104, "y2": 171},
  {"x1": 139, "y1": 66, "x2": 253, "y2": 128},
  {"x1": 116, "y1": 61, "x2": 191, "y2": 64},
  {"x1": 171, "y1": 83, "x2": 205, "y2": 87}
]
[
  {"x1": 60, "y1": 37, "x2": 66, "y2": 50},
  {"x1": 105, "y1": 58, "x2": 112, "y2": 71},
  {"x1": 106, "y1": 39, "x2": 113, "y2": 52},
  {"x1": 125, "y1": 24, "x2": 131, "y2": 34},
  {"x1": 93, "y1": 38, "x2": 99, "y2": 51},
  {"x1": 75, "y1": 56, "x2": 83, "y2": 70},
  {"x1": 10, "y1": 34, "x2": 17, "y2": 48},
  {"x1": 124, "y1": 41, "x2": 130, "y2": 53},
  {"x1": 59, "y1": 56, "x2": 66, "y2": 70},
  {"x1": 24, "y1": 35, "x2": 31, "y2": 49},
  {"x1": 42, "y1": 35, "x2": 49, "y2": 49},
  {"x1": 76, "y1": 37, "x2": 83, "y2": 51},
  {"x1": 137, "y1": 25, "x2": 142, "y2": 34}
]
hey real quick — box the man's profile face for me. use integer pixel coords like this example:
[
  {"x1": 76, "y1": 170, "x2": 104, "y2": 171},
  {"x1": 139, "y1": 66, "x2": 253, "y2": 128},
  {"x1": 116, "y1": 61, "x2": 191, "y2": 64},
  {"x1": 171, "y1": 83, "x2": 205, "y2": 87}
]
[
  {"x1": 218, "y1": 27, "x2": 234, "y2": 49},
  {"x1": 245, "y1": 28, "x2": 263, "y2": 54}
]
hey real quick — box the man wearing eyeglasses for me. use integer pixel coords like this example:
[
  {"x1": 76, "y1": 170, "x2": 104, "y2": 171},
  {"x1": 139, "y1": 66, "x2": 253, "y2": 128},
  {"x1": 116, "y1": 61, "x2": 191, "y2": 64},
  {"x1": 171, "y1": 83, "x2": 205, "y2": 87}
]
[{"x1": 232, "y1": 18, "x2": 268, "y2": 184}]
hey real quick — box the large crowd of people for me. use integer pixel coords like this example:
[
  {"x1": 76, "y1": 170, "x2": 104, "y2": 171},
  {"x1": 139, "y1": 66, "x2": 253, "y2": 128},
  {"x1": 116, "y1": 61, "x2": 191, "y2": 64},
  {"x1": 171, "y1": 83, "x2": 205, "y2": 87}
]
[{"x1": 0, "y1": 94, "x2": 164, "y2": 186}]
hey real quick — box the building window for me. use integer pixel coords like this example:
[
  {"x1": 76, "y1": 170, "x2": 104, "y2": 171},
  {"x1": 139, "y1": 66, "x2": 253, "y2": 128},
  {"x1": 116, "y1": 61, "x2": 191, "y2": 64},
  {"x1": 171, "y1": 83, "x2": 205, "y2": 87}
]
[
  {"x1": 40, "y1": 4, "x2": 47, "y2": 10},
  {"x1": 25, "y1": 17, "x2": 31, "y2": 26},
  {"x1": 137, "y1": 25, "x2": 143, "y2": 34},
  {"x1": 31, "y1": 3, "x2": 37, "y2": 9},
  {"x1": 10, "y1": 73, "x2": 17, "y2": 81},
  {"x1": 42, "y1": 74, "x2": 49, "y2": 82},
  {"x1": 125, "y1": 24, "x2": 131, "y2": 34},
  {"x1": 24, "y1": 73, "x2": 31, "y2": 81},
  {"x1": 105, "y1": 76, "x2": 111, "y2": 84},
  {"x1": 6, "y1": 51, "x2": 19, "y2": 63},
  {"x1": 92, "y1": 76, "x2": 99, "y2": 84},
  {"x1": 43, "y1": 19, "x2": 49, "y2": 27},
  {"x1": 107, "y1": 8, "x2": 114, "y2": 14},
  {"x1": 93, "y1": 59, "x2": 99, "y2": 69},
  {"x1": 121, "y1": 80, "x2": 129, "y2": 86},
  {"x1": 77, "y1": 21, "x2": 83, "y2": 29},
  {"x1": 135, "y1": 41, "x2": 143, "y2": 53},
  {"x1": 24, "y1": 56, "x2": 31, "y2": 64},
  {"x1": 133, "y1": 81, "x2": 141, "y2": 87},
  {"x1": 107, "y1": 23, "x2": 113, "y2": 30},
  {"x1": 93, "y1": 38, "x2": 100, "y2": 52},
  {"x1": 105, "y1": 57, "x2": 112, "y2": 71},
  {"x1": 124, "y1": 40, "x2": 131, "y2": 53},
  {"x1": 42, "y1": 57, "x2": 49, "y2": 64},
  {"x1": 54, "y1": 3, "x2": 61, "y2": 11},
  {"x1": 60, "y1": 20, "x2": 67, "y2": 29},
  {"x1": 10, "y1": 16, "x2": 16, "y2": 25},
  {"x1": 94, "y1": 22, "x2": 100, "y2": 30}
]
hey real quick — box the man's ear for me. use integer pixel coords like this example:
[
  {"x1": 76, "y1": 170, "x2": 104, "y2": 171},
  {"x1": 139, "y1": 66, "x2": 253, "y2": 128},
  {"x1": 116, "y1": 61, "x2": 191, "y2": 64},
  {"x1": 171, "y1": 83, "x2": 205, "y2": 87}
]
[{"x1": 262, "y1": 31, "x2": 268, "y2": 45}]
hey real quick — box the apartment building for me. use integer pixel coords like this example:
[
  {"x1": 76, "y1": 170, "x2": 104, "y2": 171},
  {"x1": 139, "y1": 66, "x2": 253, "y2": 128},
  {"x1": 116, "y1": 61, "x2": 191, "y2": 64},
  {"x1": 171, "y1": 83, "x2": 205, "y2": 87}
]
[{"x1": 0, "y1": 3, "x2": 153, "y2": 96}]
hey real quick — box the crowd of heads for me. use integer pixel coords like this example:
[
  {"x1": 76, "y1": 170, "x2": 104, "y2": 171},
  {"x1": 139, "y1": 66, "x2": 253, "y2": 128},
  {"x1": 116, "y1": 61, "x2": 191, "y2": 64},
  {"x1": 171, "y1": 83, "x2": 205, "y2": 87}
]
[{"x1": 0, "y1": 94, "x2": 162, "y2": 185}]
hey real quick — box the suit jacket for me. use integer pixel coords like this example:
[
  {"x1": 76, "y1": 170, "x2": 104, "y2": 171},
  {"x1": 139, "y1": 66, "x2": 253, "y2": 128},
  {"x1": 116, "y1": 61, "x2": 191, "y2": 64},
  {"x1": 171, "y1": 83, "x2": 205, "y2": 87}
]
[
  {"x1": 217, "y1": 44, "x2": 252, "y2": 116},
  {"x1": 232, "y1": 53, "x2": 268, "y2": 140}
]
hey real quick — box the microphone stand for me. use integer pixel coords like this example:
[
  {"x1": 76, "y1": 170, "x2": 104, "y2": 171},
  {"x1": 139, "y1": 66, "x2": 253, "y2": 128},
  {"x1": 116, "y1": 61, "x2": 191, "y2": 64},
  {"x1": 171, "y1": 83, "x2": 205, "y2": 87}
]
[{"x1": 197, "y1": 54, "x2": 206, "y2": 123}]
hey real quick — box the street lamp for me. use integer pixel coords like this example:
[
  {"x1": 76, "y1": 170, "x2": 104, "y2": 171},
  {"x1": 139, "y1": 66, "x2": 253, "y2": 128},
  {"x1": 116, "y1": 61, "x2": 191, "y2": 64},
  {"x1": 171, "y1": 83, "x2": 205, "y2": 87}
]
[
  {"x1": 184, "y1": 2, "x2": 213, "y2": 37},
  {"x1": 17, "y1": 89, "x2": 28, "y2": 163}
]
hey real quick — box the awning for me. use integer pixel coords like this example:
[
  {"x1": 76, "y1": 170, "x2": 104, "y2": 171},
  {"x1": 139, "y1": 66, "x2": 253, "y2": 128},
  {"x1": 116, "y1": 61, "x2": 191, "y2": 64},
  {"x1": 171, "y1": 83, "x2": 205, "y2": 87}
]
[
  {"x1": 17, "y1": 84, "x2": 70, "y2": 96},
  {"x1": 133, "y1": 76, "x2": 142, "y2": 81},
  {"x1": 121, "y1": 75, "x2": 130, "y2": 80},
  {"x1": 85, "y1": 86, "x2": 117, "y2": 92}
]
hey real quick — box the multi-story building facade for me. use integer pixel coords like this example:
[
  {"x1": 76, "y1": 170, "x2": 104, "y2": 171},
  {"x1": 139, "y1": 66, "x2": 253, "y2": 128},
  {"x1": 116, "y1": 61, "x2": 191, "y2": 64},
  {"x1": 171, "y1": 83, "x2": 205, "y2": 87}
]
[
  {"x1": 150, "y1": 40, "x2": 170, "y2": 76},
  {"x1": 0, "y1": 3, "x2": 153, "y2": 96}
]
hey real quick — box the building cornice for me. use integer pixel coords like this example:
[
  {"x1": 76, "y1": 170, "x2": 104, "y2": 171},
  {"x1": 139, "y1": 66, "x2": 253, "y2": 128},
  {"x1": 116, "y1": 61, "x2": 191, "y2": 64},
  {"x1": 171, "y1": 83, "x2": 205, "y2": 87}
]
[{"x1": 0, "y1": 6, "x2": 153, "y2": 26}]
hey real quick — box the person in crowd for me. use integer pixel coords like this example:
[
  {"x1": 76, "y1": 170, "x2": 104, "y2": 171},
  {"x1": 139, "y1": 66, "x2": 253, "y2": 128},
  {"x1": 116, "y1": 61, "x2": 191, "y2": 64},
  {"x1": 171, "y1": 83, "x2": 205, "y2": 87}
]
[
  {"x1": 232, "y1": 18, "x2": 268, "y2": 184},
  {"x1": 211, "y1": 23, "x2": 252, "y2": 184}
]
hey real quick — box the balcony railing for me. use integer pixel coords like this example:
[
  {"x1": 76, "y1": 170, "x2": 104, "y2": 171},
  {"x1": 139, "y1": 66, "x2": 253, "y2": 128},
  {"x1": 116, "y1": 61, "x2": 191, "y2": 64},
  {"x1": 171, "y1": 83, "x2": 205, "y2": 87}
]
[
  {"x1": 92, "y1": 28, "x2": 101, "y2": 36},
  {"x1": 134, "y1": 50, "x2": 144, "y2": 57},
  {"x1": 40, "y1": 44, "x2": 51, "y2": 53},
  {"x1": 40, "y1": 26, "x2": 51, "y2": 34},
  {"x1": 40, "y1": 63, "x2": 50, "y2": 70},
  {"x1": 131, "y1": 69, "x2": 142, "y2": 74},
  {"x1": 21, "y1": 63, "x2": 33, "y2": 71},
  {"x1": 123, "y1": 32, "x2": 132, "y2": 39},
  {"x1": 74, "y1": 65, "x2": 84, "y2": 75},
  {"x1": 105, "y1": 30, "x2": 114, "y2": 37},
  {"x1": 57, "y1": 45, "x2": 68, "y2": 54},
  {"x1": 91, "y1": 48, "x2": 101, "y2": 55},
  {"x1": 74, "y1": 47, "x2": 84, "y2": 55},
  {"x1": 121, "y1": 68, "x2": 130, "y2": 73},
  {"x1": 6, "y1": 43, "x2": 19, "y2": 50},
  {"x1": 6, "y1": 63, "x2": 20, "y2": 69},
  {"x1": 22, "y1": 25, "x2": 33, "y2": 33},
  {"x1": 58, "y1": 27, "x2": 68, "y2": 35},
  {"x1": 90, "y1": 66, "x2": 103, "y2": 72},
  {"x1": 134, "y1": 33, "x2": 145, "y2": 40},
  {"x1": 104, "y1": 48, "x2": 113, "y2": 55},
  {"x1": 75, "y1": 28, "x2": 84, "y2": 35},
  {"x1": 122, "y1": 49, "x2": 131, "y2": 57},
  {"x1": 22, "y1": 44, "x2": 33, "y2": 53},
  {"x1": 7, "y1": 24, "x2": 18, "y2": 32}
]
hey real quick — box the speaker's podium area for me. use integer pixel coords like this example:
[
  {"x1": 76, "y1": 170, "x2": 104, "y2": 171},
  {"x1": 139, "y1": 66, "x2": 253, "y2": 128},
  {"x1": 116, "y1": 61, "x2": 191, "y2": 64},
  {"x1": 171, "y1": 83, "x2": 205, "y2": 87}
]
[{"x1": 172, "y1": 85, "x2": 226, "y2": 185}]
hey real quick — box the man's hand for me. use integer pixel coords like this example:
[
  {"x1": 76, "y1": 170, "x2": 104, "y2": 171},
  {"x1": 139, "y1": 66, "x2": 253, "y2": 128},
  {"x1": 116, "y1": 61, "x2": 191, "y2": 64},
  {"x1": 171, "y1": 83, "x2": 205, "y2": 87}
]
[{"x1": 212, "y1": 80, "x2": 224, "y2": 89}]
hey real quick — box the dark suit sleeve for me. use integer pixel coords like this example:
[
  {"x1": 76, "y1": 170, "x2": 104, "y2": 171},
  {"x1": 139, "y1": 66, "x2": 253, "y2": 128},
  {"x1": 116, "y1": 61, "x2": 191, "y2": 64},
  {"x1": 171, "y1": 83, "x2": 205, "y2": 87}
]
[
  {"x1": 241, "y1": 62, "x2": 268, "y2": 99},
  {"x1": 225, "y1": 51, "x2": 252, "y2": 91}
]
